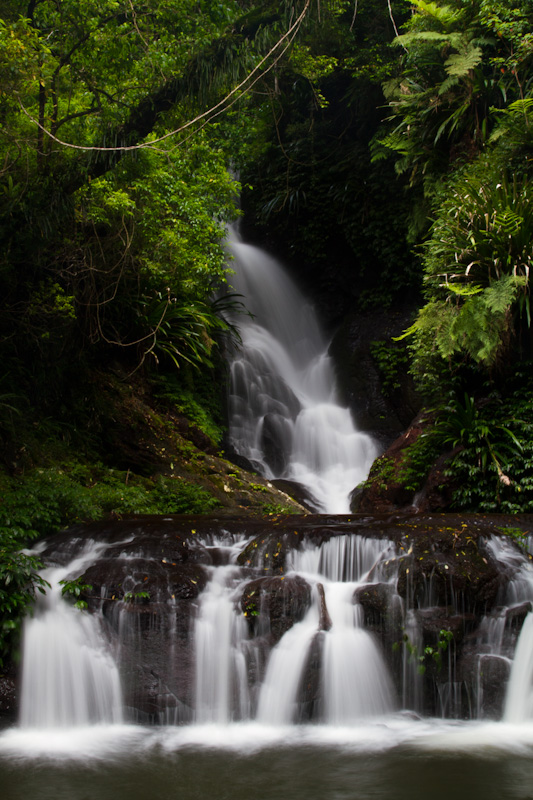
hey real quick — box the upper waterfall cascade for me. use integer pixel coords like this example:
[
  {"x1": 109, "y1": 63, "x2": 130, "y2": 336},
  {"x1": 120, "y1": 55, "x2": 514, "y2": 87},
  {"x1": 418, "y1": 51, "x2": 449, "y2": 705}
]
[{"x1": 226, "y1": 230, "x2": 378, "y2": 513}]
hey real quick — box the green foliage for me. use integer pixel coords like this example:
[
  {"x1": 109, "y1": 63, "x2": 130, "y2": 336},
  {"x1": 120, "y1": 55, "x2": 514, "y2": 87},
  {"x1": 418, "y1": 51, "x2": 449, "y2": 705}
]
[
  {"x1": 59, "y1": 577, "x2": 93, "y2": 610},
  {"x1": 261, "y1": 503, "x2": 300, "y2": 516},
  {"x1": 399, "y1": 162, "x2": 533, "y2": 390},
  {"x1": 438, "y1": 377, "x2": 533, "y2": 512},
  {"x1": 432, "y1": 393, "x2": 522, "y2": 473},
  {"x1": 361, "y1": 424, "x2": 442, "y2": 495},
  {"x1": 123, "y1": 590, "x2": 150, "y2": 603},
  {"x1": 136, "y1": 291, "x2": 233, "y2": 374},
  {"x1": 0, "y1": 459, "x2": 221, "y2": 662},
  {"x1": 0, "y1": 464, "x2": 221, "y2": 541},
  {"x1": 240, "y1": 0, "x2": 417, "y2": 310},
  {"x1": 398, "y1": 627, "x2": 453, "y2": 674},
  {"x1": 422, "y1": 628, "x2": 454, "y2": 672},
  {"x1": 0, "y1": 528, "x2": 48, "y2": 667},
  {"x1": 370, "y1": 339, "x2": 410, "y2": 395},
  {"x1": 362, "y1": 455, "x2": 398, "y2": 493},
  {"x1": 397, "y1": 430, "x2": 443, "y2": 493},
  {"x1": 0, "y1": 0, "x2": 289, "y2": 425},
  {"x1": 373, "y1": 0, "x2": 533, "y2": 207},
  {"x1": 155, "y1": 377, "x2": 226, "y2": 446}
]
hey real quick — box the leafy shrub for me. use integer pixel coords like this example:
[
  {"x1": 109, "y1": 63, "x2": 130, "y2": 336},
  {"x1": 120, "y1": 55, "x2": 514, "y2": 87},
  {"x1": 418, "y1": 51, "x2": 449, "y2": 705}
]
[
  {"x1": 400, "y1": 164, "x2": 532, "y2": 392},
  {"x1": 439, "y1": 386, "x2": 533, "y2": 512},
  {"x1": 0, "y1": 527, "x2": 48, "y2": 667},
  {"x1": 370, "y1": 339, "x2": 411, "y2": 396}
]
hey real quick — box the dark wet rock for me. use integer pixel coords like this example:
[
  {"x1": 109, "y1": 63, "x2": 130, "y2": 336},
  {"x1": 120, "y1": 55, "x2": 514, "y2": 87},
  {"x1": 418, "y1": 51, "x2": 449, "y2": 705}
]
[
  {"x1": 357, "y1": 413, "x2": 431, "y2": 513},
  {"x1": 354, "y1": 582, "x2": 403, "y2": 631},
  {"x1": 459, "y1": 652, "x2": 511, "y2": 720},
  {"x1": 317, "y1": 583, "x2": 332, "y2": 631},
  {"x1": 260, "y1": 413, "x2": 292, "y2": 475},
  {"x1": 223, "y1": 449, "x2": 260, "y2": 475},
  {"x1": 329, "y1": 307, "x2": 422, "y2": 446},
  {"x1": 78, "y1": 554, "x2": 208, "y2": 722},
  {"x1": 415, "y1": 607, "x2": 476, "y2": 646},
  {"x1": 81, "y1": 558, "x2": 208, "y2": 610},
  {"x1": 271, "y1": 479, "x2": 321, "y2": 512},
  {"x1": 505, "y1": 601, "x2": 533, "y2": 632},
  {"x1": 355, "y1": 408, "x2": 466, "y2": 515},
  {"x1": 0, "y1": 662, "x2": 17, "y2": 724},
  {"x1": 394, "y1": 526, "x2": 505, "y2": 612},
  {"x1": 115, "y1": 595, "x2": 197, "y2": 723},
  {"x1": 478, "y1": 654, "x2": 511, "y2": 719},
  {"x1": 298, "y1": 632, "x2": 324, "y2": 722},
  {"x1": 240, "y1": 574, "x2": 311, "y2": 643}
]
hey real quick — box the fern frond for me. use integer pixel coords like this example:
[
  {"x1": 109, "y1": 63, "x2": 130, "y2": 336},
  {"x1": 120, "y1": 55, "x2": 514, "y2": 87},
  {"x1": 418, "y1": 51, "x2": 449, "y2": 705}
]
[
  {"x1": 408, "y1": 0, "x2": 462, "y2": 27},
  {"x1": 444, "y1": 46, "x2": 482, "y2": 77},
  {"x1": 393, "y1": 31, "x2": 450, "y2": 47},
  {"x1": 493, "y1": 209, "x2": 523, "y2": 236},
  {"x1": 484, "y1": 275, "x2": 527, "y2": 314},
  {"x1": 438, "y1": 74, "x2": 460, "y2": 95},
  {"x1": 444, "y1": 283, "x2": 483, "y2": 296}
]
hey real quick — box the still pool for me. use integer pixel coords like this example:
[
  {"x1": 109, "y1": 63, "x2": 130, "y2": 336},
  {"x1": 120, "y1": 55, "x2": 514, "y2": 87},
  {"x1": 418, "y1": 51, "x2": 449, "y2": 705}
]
[{"x1": 1, "y1": 720, "x2": 533, "y2": 800}]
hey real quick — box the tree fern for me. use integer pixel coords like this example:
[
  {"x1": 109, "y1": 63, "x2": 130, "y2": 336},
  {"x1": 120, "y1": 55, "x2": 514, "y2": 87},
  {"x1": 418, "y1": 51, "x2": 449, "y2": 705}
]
[
  {"x1": 407, "y1": 0, "x2": 463, "y2": 29},
  {"x1": 444, "y1": 45, "x2": 483, "y2": 76}
]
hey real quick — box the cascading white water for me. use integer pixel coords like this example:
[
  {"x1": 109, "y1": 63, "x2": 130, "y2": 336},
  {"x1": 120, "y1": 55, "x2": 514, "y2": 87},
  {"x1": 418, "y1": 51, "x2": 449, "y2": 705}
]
[
  {"x1": 194, "y1": 533, "x2": 253, "y2": 723},
  {"x1": 194, "y1": 564, "x2": 250, "y2": 724},
  {"x1": 19, "y1": 542, "x2": 123, "y2": 728},
  {"x1": 255, "y1": 606, "x2": 320, "y2": 725},
  {"x1": 505, "y1": 612, "x2": 533, "y2": 722},
  {"x1": 477, "y1": 536, "x2": 533, "y2": 723},
  {"x1": 321, "y1": 582, "x2": 395, "y2": 723},
  {"x1": 257, "y1": 535, "x2": 396, "y2": 725},
  {"x1": 226, "y1": 230, "x2": 378, "y2": 513}
]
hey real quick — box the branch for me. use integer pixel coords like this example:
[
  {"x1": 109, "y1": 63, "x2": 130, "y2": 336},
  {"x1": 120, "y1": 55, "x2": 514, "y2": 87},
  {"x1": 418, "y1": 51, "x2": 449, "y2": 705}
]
[{"x1": 18, "y1": 1, "x2": 310, "y2": 193}]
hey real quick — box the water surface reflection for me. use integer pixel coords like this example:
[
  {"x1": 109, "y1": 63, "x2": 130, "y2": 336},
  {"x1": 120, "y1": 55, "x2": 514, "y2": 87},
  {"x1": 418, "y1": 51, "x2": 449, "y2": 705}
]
[{"x1": 1, "y1": 721, "x2": 533, "y2": 800}]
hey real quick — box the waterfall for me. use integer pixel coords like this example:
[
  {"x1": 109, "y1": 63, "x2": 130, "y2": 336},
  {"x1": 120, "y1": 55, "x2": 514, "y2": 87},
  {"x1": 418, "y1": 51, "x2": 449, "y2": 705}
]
[
  {"x1": 194, "y1": 565, "x2": 250, "y2": 723},
  {"x1": 226, "y1": 230, "x2": 378, "y2": 513},
  {"x1": 504, "y1": 612, "x2": 533, "y2": 722},
  {"x1": 255, "y1": 609, "x2": 320, "y2": 725},
  {"x1": 321, "y1": 582, "x2": 395, "y2": 723},
  {"x1": 19, "y1": 542, "x2": 123, "y2": 728},
  {"x1": 17, "y1": 521, "x2": 533, "y2": 733},
  {"x1": 484, "y1": 536, "x2": 533, "y2": 723},
  {"x1": 257, "y1": 535, "x2": 396, "y2": 724}
]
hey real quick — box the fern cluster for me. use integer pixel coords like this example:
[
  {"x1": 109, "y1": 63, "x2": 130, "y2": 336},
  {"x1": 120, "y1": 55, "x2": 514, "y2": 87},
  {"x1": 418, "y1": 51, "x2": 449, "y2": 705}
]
[{"x1": 398, "y1": 159, "x2": 532, "y2": 390}]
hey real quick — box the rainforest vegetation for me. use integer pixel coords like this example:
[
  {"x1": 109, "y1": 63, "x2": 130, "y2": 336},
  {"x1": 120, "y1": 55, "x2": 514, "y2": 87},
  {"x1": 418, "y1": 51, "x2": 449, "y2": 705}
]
[{"x1": 1, "y1": 0, "x2": 533, "y2": 663}]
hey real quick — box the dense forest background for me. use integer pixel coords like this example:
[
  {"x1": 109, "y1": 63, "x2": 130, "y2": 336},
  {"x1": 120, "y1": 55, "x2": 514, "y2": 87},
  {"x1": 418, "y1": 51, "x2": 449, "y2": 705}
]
[{"x1": 1, "y1": 0, "x2": 533, "y2": 664}]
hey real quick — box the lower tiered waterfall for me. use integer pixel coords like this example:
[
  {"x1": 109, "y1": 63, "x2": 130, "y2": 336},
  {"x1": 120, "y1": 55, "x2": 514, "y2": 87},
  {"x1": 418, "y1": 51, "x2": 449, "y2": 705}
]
[
  {"x1": 226, "y1": 231, "x2": 377, "y2": 513},
  {"x1": 5, "y1": 515, "x2": 533, "y2": 797},
  {"x1": 12, "y1": 515, "x2": 533, "y2": 733}
]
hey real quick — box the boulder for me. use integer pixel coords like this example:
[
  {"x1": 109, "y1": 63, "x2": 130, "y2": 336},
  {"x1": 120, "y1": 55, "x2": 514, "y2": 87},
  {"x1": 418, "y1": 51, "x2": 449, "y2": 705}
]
[{"x1": 240, "y1": 574, "x2": 312, "y2": 644}]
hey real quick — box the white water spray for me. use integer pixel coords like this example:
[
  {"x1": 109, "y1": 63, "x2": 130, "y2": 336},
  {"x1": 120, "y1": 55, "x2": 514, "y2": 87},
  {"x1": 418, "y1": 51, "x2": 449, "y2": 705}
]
[
  {"x1": 227, "y1": 231, "x2": 378, "y2": 513},
  {"x1": 257, "y1": 535, "x2": 396, "y2": 725},
  {"x1": 194, "y1": 565, "x2": 249, "y2": 723},
  {"x1": 504, "y1": 612, "x2": 533, "y2": 723},
  {"x1": 19, "y1": 542, "x2": 123, "y2": 728}
]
